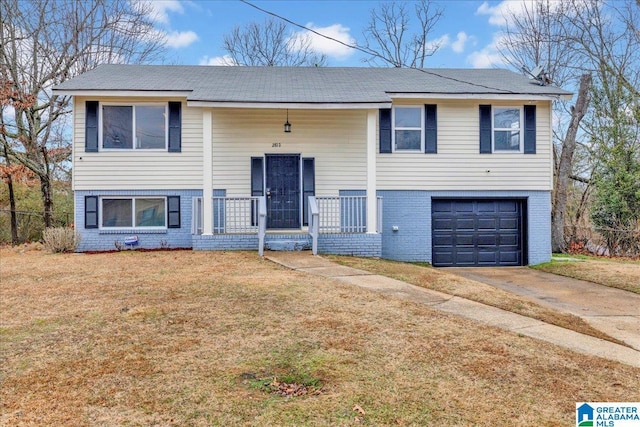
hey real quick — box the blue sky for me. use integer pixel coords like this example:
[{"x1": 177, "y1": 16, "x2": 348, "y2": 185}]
[{"x1": 148, "y1": 0, "x2": 520, "y2": 69}]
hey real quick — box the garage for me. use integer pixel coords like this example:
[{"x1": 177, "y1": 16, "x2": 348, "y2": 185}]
[{"x1": 431, "y1": 199, "x2": 526, "y2": 267}]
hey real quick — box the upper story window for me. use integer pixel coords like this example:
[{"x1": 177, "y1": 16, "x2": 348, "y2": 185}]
[
  {"x1": 492, "y1": 107, "x2": 522, "y2": 152},
  {"x1": 102, "y1": 104, "x2": 167, "y2": 150},
  {"x1": 393, "y1": 106, "x2": 423, "y2": 152}
]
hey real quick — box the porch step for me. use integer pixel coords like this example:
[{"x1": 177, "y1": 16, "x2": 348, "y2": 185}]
[{"x1": 264, "y1": 234, "x2": 311, "y2": 251}]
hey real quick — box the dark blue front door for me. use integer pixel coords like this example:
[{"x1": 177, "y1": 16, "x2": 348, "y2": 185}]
[{"x1": 266, "y1": 155, "x2": 300, "y2": 229}]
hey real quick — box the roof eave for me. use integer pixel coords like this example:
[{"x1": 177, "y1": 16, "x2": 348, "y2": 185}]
[
  {"x1": 51, "y1": 89, "x2": 193, "y2": 98},
  {"x1": 186, "y1": 100, "x2": 393, "y2": 109},
  {"x1": 387, "y1": 92, "x2": 572, "y2": 101}
]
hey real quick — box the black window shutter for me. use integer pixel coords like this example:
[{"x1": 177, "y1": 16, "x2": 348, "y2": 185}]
[
  {"x1": 379, "y1": 108, "x2": 392, "y2": 153},
  {"x1": 167, "y1": 196, "x2": 181, "y2": 228},
  {"x1": 523, "y1": 105, "x2": 536, "y2": 154},
  {"x1": 479, "y1": 104, "x2": 492, "y2": 154},
  {"x1": 251, "y1": 157, "x2": 264, "y2": 196},
  {"x1": 302, "y1": 158, "x2": 315, "y2": 226},
  {"x1": 424, "y1": 104, "x2": 437, "y2": 153},
  {"x1": 85, "y1": 101, "x2": 99, "y2": 152},
  {"x1": 85, "y1": 196, "x2": 98, "y2": 228},
  {"x1": 168, "y1": 102, "x2": 182, "y2": 152}
]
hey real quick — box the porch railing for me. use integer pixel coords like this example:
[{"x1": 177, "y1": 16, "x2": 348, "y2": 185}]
[
  {"x1": 212, "y1": 196, "x2": 260, "y2": 234},
  {"x1": 192, "y1": 195, "x2": 381, "y2": 256},
  {"x1": 308, "y1": 196, "x2": 319, "y2": 255},
  {"x1": 314, "y1": 196, "x2": 383, "y2": 234}
]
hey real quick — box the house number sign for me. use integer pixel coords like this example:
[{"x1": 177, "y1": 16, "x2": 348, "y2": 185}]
[{"x1": 272, "y1": 142, "x2": 282, "y2": 148}]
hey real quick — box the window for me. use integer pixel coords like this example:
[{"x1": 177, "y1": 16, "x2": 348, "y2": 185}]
[
  {"x1": 393, "y1": 106, "x2": 423, "y2": 151},
  {"x1": 101, "y1": 197, "x2": 166, "y2": 228},
  {"x1": 102, "y1": 104, "x2": 167, "y2": 150},
  {"x1": 493, "y1": 107, "x2": 522, "y2": 152}
]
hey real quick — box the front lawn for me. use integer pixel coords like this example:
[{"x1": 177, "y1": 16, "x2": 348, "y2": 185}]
[
  {"x1": 1, "y1": 249, "x2": 638, "y2": 426},
  {"x1": 533, "y1": 255, "x2": 640, "y2": 294}
]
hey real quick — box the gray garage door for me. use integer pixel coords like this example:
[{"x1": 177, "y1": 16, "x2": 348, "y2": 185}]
[{"x1": 432, "y1": 199, "x2": 525, "y2": 267}]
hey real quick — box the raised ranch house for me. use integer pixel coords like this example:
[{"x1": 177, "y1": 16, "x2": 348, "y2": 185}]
[{"x1": 53, "y1": 65, "x2": 570, "y2": 266}]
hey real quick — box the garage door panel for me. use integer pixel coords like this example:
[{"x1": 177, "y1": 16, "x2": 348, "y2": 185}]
[
  {"x1": 456, "y1": 218, "x2": 475, "y2": 230},
  {"x1": 499, "y1": 218, "x2": 519, "y2": 230},
  {"x1": 454, "y1": 234, "x2": 474, "y2": 246},
  {"x1": 477, "y1": 218, "x2": 497, "y2": 230},
  {"x1": 477, "y1": 201, "x2": 498, "y2": 213},
  {"x1": 432, "y1": 199, "x2": 524, "y2": 267},
  {"x1": 477, "y1": 234, "x2": 497, "y2": 246},
  {"x1": 498, "y1": 201, "x2": 519, "y2": 213},
  {"x1": 453, "y1": 202, "x2": 474, "y2": 213},
  {"x1": 478, "y1": 252, "x2": 497, "y2": 264}
]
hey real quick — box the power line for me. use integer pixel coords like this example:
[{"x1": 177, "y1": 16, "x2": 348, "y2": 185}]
[{"x1": 238, "y1": 0, "x2": 520, "y2": 94}]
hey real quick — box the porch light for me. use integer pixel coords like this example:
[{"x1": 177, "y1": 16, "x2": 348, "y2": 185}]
[{"x1": 284, "y1": 109, "x2": 291, "y2": 133}]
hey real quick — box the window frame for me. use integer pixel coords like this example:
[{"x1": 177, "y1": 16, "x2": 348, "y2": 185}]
[
  {"x1": 99, "y1": 102, "x2": 169, "y2": 151},
  {"x1": 392, "y1": 106, "x2": 424, "y2": 153},
  {"x1": 99, "y1": 196, "x2": 168, "y2": 230},
  {"x1": 492, "y1": 106, "x2": 524, "y2": 153}
]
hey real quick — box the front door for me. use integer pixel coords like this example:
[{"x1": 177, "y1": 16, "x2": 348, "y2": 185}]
[{"x1": 266, "y1": 154, "x2": 300, "y2": 229}]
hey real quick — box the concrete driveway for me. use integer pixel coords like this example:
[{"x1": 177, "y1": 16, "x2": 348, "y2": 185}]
[{"x1": 446, "y1": 267, "x2": 640, "y2": 351}]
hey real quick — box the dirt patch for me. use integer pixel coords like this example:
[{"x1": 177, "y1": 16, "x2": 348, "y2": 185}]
[{"x1": 1, "y1": 249, "x2": 639, "y2": 426}]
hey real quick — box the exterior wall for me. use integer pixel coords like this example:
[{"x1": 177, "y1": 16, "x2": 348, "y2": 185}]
[
  {"x1": 377, "y1": 99, "x2": 553, "y2": 191},
  {"x1": 379, "y1": 190, "x2": 551, "y2": 265},
  {"x1": 72, "y1": 97, "x2": 203, "y2": 190},
  {"x1": 75, "y1": 189, "x2": 200, "y2": 251},
  {"x1": 210, "y1": 108, "x2": 367, "y2": 197},
  {"x1": 318, "y1": 233, "x2": 382, "y2": 257}
]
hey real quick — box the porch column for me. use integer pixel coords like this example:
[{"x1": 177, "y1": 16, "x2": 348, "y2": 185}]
[
  {"x1": 202, "y1": 109, "x2": 213, "y2": 235},
  {"x1": 366, "y1": 109, "x2": 377, "y2": 233}
]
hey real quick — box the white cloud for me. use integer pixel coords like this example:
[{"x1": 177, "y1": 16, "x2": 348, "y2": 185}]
[
  {"x1": 142, "y1": 0, "x2": 185, "y2": 25},
  {"x1": 165, "y1": 30, "x2": 199, "y2": 48},
  {"x1": 199, "y1": 55, "x2": 236, "y2": 66},
  {"x1": 451, "y1": 32, "x2": 470, "y2": 53},
  {"x1": 466, "y1": 35, "x2": 508, "y2": 68},
  {"x1": 299, "y1": 23, "x2": 356, "y2": 60},
  {"x1": 475, "y1": 1, "x2": 519, "y2": 26},
  {"x1": 426, "y1": 34, "x2": 451, "y2": 53}
]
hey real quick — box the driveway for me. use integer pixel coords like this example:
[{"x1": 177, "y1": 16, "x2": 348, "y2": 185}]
[{"x1": 446, "y1": 267, "x2": 640, "y2": 351}]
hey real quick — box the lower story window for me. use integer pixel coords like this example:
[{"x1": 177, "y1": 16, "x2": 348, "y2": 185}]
[{"x1": 101, "y1": 197, "x2": 166, "y2": 228}]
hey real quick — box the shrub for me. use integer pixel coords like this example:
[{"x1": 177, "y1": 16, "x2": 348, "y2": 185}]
[{"x1": 42, "y1": 227, "x2": 80, "y2": 253}]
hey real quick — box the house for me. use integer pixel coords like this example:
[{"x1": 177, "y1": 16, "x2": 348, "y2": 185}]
[{"x1": 52, "y1": 65, "x2": 571, "y2": 266}]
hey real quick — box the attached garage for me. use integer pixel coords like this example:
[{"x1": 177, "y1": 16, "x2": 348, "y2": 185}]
[{"x1": 432, "y1": 199, "x2": 526, "y2": 267}]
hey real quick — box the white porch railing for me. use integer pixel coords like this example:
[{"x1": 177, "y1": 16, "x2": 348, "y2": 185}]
[
  {"x1": 212, "y1": 196, "x2": 260, "y2": 234},
  {"x1": 308, "y1": 196, "x2": 319, "y2": 255},
  {"x1": 193, "y1": 195, "x2": 381, "y2": 256},
  {"x1": 314, "y1": 196, "x2": 383, "y2": 234}
]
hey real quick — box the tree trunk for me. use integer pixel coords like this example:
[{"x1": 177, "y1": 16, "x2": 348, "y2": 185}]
[
  {"x1": 551, "y1": 73, "x2": 592, "y2": 252},
  {"x1": 7, "y1": 173, "x2": 19, "y2": 244},
  {"x1": 40, "y1": 174, "x2": 54, "y2": 228}
]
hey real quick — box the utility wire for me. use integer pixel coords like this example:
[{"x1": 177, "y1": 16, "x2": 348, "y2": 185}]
[{"x1": 238, "y1": 0, "x2": 521, "y2": 94}]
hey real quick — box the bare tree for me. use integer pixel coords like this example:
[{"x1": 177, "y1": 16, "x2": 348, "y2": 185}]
[
  {"x1": 222, "y1": 18, "x2": 327, "y2": 66},
  {"x1": 362, "y1": 0, "x2": 443, "y2": 68},
  {"x1": 498, "y1": 0, "x2": 639, "y2": 253},
  {"x1": 0, "y1": 0, "x2": 166, "y2": 227}
]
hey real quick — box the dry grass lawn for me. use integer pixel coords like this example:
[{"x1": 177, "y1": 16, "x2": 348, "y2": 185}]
[
  {"x1": 534, "y1": 256, "x2": 640, "y2": 294},
  {"x1": 328, "y1": 255, "x2": 624, "y2": 344},
  {"x1": 1, "y1": 248, "x2": 639, "y2": 426}
]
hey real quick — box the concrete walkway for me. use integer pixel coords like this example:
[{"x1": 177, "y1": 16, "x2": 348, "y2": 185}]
[
  {"x1": 265, "y1": 251, "x2": 640, "y2": 368},
  {"x1": 446, "y1": 267, "x2": 640, "y2": 351}
]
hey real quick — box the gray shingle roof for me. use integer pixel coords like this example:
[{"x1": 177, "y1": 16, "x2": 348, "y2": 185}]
[{"x1": 53, "y1": 64, "x2": 571, "y2": 103}]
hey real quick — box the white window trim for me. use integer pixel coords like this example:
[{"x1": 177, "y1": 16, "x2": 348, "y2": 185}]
[
  {"x1": 392, "y1": 106, "x2": 424, "y2": 153},
  {"x1": 99, "y1": 196, "x2": 167, "y2": 230},
  {"x1": 492, "y1": 106, "x2": 524, "y2": 153},
  {"x1": 99, "y1": 102, "x2": 169, "y2": 151}
]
